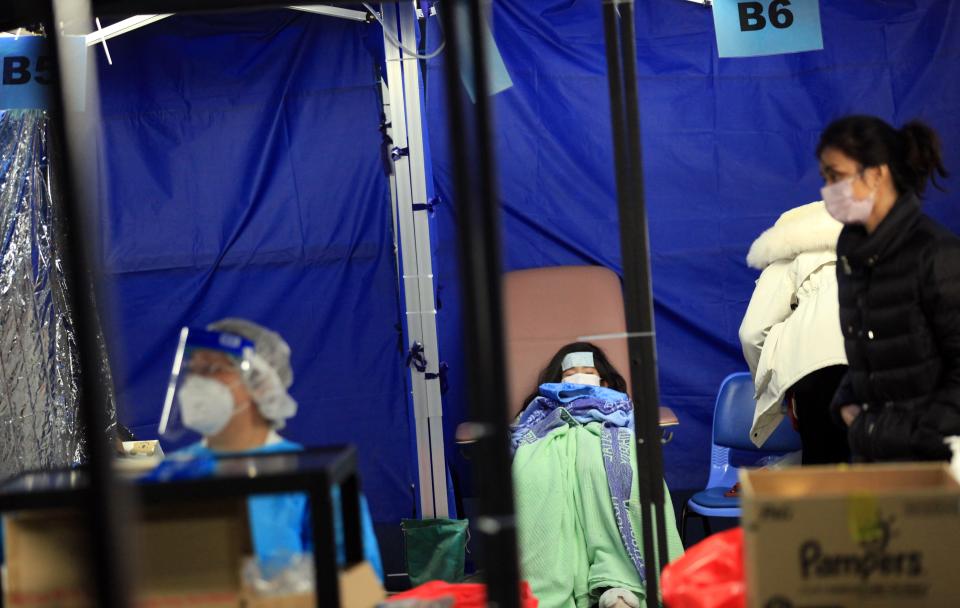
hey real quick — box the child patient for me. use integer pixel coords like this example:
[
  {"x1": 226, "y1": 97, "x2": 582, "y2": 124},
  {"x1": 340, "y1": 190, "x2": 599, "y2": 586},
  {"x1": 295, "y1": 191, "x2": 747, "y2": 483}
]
[{"x1": 512, "y1": 342, "x2": 683, "y2": 608}]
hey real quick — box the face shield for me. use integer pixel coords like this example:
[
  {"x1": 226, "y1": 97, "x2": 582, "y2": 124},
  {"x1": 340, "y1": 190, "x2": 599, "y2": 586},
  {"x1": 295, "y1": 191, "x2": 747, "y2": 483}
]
[{"x1": 158, "y1": 327, "x2": 255, "y2": 442}]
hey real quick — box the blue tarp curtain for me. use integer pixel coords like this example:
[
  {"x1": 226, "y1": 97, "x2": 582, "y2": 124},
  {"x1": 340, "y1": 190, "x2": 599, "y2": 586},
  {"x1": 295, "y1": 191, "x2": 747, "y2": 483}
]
[
  {"x1": 93, "y1": 0, "x2": 960, "y2": 531},
  {"x1": 426, "y1": 0, "x2": 960, "y2": 492},
  {"x1": 94, "y1": 12, "x2": 413, "y2": 523}
]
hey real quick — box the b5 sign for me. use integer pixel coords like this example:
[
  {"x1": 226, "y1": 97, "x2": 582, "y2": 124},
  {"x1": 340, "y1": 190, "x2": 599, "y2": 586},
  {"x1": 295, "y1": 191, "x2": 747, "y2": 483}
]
[
  {"x1": 0, "y1": 37, "x2": 53, "y2": 110},
  {"x1": 1, "y1": 36, "x2": 87, "y2": 111},
  {"x1": 4, "y1": 55, "x2": 53, "y2": 86},
  {"x1": 712, "y1": 0, "x2": 823, "y2": 58}
]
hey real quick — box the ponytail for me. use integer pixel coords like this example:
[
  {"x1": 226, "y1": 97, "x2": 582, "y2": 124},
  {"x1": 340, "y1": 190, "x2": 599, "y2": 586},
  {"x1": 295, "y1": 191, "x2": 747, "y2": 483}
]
[
  {"x1": 900, "y1": 121, "x2": 949, "y2": 195},
  {"x1": 817, "y1": 115, "x2": 950, "y2": 197}
]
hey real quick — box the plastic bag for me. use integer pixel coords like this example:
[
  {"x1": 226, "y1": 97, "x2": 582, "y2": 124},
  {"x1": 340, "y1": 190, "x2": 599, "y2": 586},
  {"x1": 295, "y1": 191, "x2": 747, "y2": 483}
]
[
  {"x1": 661, "y1": 528, "x2": 745, "y2": 608},
  {"x1": 401, "y1": 518, "x2": 469, "y2": 586},
  {"x1": 242, "y1": 553, "x2": 314, "y2": 596},
  {"x1": 382, "y1": 580, "x2": 538, "y2": 608}
]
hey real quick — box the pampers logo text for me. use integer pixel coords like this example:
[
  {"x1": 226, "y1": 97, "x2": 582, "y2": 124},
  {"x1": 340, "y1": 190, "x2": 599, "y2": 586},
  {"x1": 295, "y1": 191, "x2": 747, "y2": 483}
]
[{"x1": 799, "y1": 514, "x2": 923, "y2": 581}]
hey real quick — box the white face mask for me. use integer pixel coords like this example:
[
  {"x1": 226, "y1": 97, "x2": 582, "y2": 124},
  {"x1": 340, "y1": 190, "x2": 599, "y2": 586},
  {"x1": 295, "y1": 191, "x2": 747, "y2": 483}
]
[
  {"x1": 178, "y1": 375, "x2": 245, "y2": 437},
  {"x1": 821, "y1": 176, "x2": 875, "y2": 225},
  {"x1": 563, "y1": 372, "x2": 601, "y2": 387}
]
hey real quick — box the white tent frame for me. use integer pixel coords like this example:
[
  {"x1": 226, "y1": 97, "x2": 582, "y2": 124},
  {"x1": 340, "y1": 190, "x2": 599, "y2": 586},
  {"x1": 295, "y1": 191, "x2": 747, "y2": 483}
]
[
  {"x1": 83, "y1": 5, "x2": 369, "y2": 47},
  {"x1": 83, "y1": 1, "x2": 449, "y2": 519},
  {"x1": 380, "y1": 3, "x2": 449, "y2": 518}
]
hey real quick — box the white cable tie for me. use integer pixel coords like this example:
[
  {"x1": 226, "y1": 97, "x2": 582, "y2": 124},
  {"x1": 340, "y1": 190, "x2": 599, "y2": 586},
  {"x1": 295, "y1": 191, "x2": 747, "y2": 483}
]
[
  {"x1": 95, "y1": 18, "x2": 113, "y2": 65},
  {"x1": 577, "y1": 331, "x2": 656, "y2": 342}
]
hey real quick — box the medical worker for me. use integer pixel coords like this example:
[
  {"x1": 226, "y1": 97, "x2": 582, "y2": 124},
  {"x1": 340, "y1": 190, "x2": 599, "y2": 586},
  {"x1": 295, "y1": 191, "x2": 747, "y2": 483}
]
[
  {"x1": 513, "y1": 342, "x2": 683, "y2": 608},
  {"x1": 816, "y1": 116, "x2": 960, "y2": 461},
  {"x1": 169, "y1": 318, "x2": 383, "y2": 581},
  {"x1": 739, "y1": 201, "x2": 849, "y2": 464}
]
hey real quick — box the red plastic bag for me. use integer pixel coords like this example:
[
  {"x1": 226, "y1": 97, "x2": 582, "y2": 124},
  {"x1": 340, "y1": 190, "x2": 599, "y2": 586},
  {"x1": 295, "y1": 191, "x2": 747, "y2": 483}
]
[
  {"x1": 661, "y1": 528, "x2": 746, "y2": 608},
  {"x1": 385, "y1": 580, "x2": 539, "y2": 608}
]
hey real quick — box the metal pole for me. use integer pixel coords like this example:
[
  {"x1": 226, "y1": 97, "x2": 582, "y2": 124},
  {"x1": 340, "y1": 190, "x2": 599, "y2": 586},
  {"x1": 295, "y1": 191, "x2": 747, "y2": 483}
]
[
  {"x1": 439, "y1": 1, "x2": 520, "y2": 607},
  {"x1": 615, "y1": 1, "x2": 671, "y2": 577},
  {"x1": 601, "y1": 1, "x2": 670, "y2": 604},
  {"x1": 46, "y1": 1, "x2": 134, "y2": 606},
  {"x1": 382, "y1": 1, "x2": 435, "y2": 519},
  {"x1": 340, "y1": 473, "x2": 364, "y2": 565},
  {"x1": 311, "y1": 481, "x2": 342, "y2": 606},
  {"x1": 397, "y1": 0, "x2": 450, "y2": 520},
  {"x1": 381, "y1": 1, "x2": 449, "y2": 519}
]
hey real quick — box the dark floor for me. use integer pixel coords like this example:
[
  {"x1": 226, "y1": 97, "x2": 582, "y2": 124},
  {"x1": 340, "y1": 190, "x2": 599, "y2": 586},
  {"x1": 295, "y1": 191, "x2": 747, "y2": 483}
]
[{"x1": 377, "y1": 488, "x2": 737, "y2": 592}]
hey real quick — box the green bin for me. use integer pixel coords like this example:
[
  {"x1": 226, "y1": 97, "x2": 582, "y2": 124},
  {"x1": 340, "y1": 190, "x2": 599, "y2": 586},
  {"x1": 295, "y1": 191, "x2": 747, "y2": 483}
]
[{"x1": 401, "y1": 518, "x2": 469, "y2": 586}]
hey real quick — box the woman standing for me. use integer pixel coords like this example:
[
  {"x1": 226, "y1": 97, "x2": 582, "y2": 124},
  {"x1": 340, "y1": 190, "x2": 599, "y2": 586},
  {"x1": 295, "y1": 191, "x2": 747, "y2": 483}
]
[{"x1": 816, "y1": 115, "x2": 959, "y2": 461}]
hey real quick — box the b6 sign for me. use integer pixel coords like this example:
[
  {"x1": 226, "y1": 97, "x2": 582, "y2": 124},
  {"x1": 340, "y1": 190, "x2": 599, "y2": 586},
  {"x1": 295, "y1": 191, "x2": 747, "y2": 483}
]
[{"x1": 712, "y1": 0, "x2": 824, "y2": 58}]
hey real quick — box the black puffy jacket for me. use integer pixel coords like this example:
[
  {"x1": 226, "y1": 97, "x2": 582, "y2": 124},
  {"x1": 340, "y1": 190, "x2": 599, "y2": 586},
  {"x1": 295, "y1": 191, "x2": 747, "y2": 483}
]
[{"x1": 832, "y1": 193, "x2": 960, "y2": 461}]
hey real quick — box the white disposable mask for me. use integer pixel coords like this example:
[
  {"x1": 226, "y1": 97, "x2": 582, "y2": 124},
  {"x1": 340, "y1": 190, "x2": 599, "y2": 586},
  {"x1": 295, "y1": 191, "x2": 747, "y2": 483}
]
[
  {"x1": 178, "y1": 375, "x2": 245, "y2": 437},
  {"x1": 821, "y1": 176, "x2": 875, "y2": 225},
  {"x1": 563, "y1": 372, "x2": 601, "y2": 387}
]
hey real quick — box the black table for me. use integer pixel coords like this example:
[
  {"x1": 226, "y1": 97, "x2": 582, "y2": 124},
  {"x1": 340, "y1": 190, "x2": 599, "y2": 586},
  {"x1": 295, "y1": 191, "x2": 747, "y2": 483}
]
[{"x1": 0, "y1": 446, "x2": 364, "y2": 607}]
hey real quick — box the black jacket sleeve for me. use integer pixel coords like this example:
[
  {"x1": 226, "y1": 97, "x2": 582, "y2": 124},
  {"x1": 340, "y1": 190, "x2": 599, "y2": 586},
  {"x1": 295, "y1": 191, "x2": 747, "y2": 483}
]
[{"x1": 914, "y1": 238, "x2": 960, "y2": 458}]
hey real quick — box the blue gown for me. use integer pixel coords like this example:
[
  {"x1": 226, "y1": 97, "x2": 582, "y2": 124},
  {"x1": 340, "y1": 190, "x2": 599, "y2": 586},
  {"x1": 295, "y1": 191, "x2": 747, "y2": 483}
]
[{"x1": 176, "y1": 437, "x2": 384, "y2": 581}]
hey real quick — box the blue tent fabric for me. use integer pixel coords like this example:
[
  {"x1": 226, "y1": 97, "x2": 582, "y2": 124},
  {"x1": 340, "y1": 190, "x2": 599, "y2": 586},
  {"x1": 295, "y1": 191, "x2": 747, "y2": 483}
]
[
  {"x1": 426, "y1": 0, "x2": 960, "y2": 492},
  {"x1": 89, "y1": 1, "x2": 960, "y2": 525},
  {"x1": 94, "y1": 11, "x2": 413, "y2": 523}
]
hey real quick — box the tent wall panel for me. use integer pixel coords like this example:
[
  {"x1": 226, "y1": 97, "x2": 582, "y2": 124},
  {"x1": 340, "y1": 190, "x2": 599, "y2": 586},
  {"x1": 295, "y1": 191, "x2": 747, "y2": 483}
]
[
  {"x1": 427, "y1": 0, "x2": 960, "y2": 491},
  {"x1": 94, "y1": 11, "x2": 412, "y2": 523}
]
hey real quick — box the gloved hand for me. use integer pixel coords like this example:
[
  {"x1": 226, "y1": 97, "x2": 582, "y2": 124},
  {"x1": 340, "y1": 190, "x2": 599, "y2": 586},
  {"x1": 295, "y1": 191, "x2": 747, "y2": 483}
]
[{"x1": 598, "y1": 587, "x2": 641, "y2": 608}]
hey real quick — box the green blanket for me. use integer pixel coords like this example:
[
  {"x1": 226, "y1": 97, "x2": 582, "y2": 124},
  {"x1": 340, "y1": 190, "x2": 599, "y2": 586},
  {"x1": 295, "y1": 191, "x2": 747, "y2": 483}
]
[{"x1": 514, "y1": 420, "x2": 684, "y2": 608}]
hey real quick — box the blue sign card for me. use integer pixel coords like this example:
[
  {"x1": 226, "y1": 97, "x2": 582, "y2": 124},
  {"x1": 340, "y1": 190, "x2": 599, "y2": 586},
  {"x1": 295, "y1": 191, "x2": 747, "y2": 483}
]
[
  {"x1": 0, "y1": 35, "x2": 87, "y2": 111},
  {"x1": 713, "y1": 0, "x2": 823, "y2": 58},
  {"x1": 454, "y1": 2, "x2": 514, "y2": 103},
  {"x1": 0, "y1": 36, "x2": 53, "y2": 110}
]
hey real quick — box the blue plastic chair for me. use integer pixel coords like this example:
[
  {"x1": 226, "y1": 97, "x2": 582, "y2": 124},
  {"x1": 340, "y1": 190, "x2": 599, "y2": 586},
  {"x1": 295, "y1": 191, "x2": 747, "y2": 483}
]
[{"x1": 680, "y1": 372, "x2": 802, "y2": 544}]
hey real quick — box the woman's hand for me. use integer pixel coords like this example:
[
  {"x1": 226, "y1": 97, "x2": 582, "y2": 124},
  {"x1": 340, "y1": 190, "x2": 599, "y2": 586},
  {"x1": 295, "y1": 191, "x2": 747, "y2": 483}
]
[{"x1": 840, "y1": 404, "x2": 862, "y2": 426}]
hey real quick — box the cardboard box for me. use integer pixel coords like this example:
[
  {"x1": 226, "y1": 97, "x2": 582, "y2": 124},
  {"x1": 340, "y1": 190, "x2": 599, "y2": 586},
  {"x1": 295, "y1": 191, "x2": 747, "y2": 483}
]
[
  {"x1": 3, "y1": 501, "x2": 246, "y2": 608},
  {"x1": 2, "y1": 501, "x2": 385, "y2": 608},
  {"x1": 741, "y1": 463, "x2": 960, "y2": 608}
]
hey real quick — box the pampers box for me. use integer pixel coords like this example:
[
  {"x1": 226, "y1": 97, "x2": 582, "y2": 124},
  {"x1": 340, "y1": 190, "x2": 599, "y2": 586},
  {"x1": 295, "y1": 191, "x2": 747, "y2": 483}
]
[{"x1": 741, "y1": 463, "x2": 960, "y2": 608}]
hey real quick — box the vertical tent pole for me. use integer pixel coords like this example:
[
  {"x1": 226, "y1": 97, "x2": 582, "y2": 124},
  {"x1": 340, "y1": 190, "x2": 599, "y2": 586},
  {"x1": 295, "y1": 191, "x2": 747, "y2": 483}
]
[
  {"x1": 600, "y1": 1, "x2": 670, "y2": 604},
  {"x1": 439, "y1": 1, "x2": 520, "y2": 606},
  {"x1": 45, "y1": 1, "x2": 134, "y2": 606},
  {"x1": 397, "y1": 1, "x2": 450, "y2": 520},
  {"x1": 616, "y1": 1, "x2": 671, "y2": 574},
  {"x1": 381, "y1": 1, "x2": 449, "y2": 518}
]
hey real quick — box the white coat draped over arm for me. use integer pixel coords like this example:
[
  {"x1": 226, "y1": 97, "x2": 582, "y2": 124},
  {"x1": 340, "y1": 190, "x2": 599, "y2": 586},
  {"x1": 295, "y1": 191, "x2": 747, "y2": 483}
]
[
  {"x1": 740, "y1": 261, "x2": 794, "y2": 383},
  {"x1": 738, "y1": 202, "x2": 847, "y2": 447}
]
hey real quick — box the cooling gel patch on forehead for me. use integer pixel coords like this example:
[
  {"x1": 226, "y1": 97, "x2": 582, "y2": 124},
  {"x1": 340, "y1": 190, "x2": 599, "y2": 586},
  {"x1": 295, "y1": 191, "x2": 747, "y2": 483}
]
[{"x1": 561, "y1": 352, "x2": 595, "y2": 371}]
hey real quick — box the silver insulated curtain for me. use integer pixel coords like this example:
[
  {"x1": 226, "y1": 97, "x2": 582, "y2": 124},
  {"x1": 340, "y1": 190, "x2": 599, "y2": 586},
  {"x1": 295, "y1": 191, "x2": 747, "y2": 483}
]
[{"x1": 0, "y1": 109, "x2": 113, "y2": 479}]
